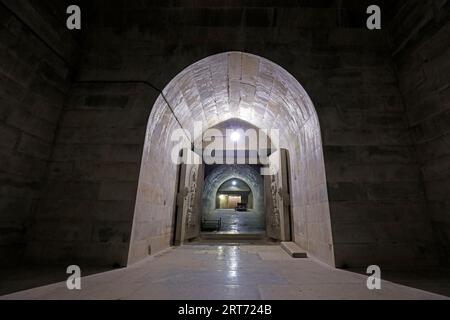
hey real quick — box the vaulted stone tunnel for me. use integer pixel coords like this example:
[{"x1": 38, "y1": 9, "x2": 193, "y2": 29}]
[
  {"x1": 129, "y1": 51, "x2": 333, "y2": 265},
  {"x1": 201, "y1": 165, "x2": 265, "y2": 231},
  {"x1": 0, "y1": 0, "x2": 449, "y2": 300},
  {"x1": 203, "y1": 166, "x2": 263, "y2": 217}
]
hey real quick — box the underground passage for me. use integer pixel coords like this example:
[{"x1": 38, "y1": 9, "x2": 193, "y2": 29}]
[
  {"x1": 0, "y1": 0, "x2": 449, "y2": 302},
  {"x1": 202, "y1": 165, "x2": 265, "y2": 234}
]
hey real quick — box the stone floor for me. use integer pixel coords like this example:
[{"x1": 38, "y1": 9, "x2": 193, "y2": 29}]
[{"x1": 1, "y1": 245, "x2": 448, "y2": 300}]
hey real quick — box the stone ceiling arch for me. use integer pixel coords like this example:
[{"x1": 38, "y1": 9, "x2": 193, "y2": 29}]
[
  {"x1": 146, "y1": 52, "x2": 320, "y2": 149},
  {"x1": 218, "y1": 178, "x2": 252, "y2": 192},
  {"x1": 130, "y1": 52, "x2": 335, "y2": 267}
]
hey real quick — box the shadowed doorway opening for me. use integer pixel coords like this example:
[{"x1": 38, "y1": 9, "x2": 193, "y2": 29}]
[
  {"x1": 129, "y1": 52, "x2": 334, "y2": 266},
  {"x1": 217, "y1": 178, "x2": 253, "y2": 210},
  {"x1": 203, "y1": 168, "x2": 265, "y2": 234}
]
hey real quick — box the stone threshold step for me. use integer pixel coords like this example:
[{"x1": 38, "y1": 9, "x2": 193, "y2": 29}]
[
  {"x1": 200, "y1": 232, "x2": 266, "y2": 240},
  {"x1": 281, "y1": 242, "x2": 308, "y2": 258}
]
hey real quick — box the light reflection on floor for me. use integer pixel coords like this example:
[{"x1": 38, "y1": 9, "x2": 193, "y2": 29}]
[{"x1": 1, "y1": 245, "x2": 448, "y2": 300}]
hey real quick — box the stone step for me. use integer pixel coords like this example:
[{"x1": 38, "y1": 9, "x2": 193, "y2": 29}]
[
  {"x1": 200, "y1": 232, "x2": 266, "y2": 241},
  {"x1": 281, "y1": 242, "x2": 308, "y2": 258}
]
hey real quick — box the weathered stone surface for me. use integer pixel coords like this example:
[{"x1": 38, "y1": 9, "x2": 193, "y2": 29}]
[
  {"x1": 0, "y1": 1, "x2": 78, "y2": 265},
  {"x1": 28, "y1": 83, "x2": 158, "y2": 267},
  {"x1": 391, "y1": 0, "x2": 450, "y2": 266}
]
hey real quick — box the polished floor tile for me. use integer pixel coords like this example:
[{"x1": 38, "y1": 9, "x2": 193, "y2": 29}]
[{"x1": 1, "y1": 245, "x2": 448, "y2": 300}]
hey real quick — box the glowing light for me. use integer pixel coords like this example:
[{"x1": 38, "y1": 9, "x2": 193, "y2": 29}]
[
  {"x1": 230, "y1": 131, "x2": 240, "y2": 142},
  {"x1": 232, "y1": 181, "x2": 237, "y2": 186}
]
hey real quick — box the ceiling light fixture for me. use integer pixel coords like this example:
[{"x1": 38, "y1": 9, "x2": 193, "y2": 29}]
[{"x1": 230, "y1": 131, "x2": 240, "y2": 142}]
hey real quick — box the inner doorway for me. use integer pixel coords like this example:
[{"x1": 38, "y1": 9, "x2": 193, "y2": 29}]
[
  {"x1": 264, "y1": 149, "x2": 294, "y2": 242},
  {"x1": 216, "y1": 178, "x2": 253, "y2": 210},
  {"x1": 202, "y1": 164, "x2": 265, "y2": 234},
  {"x1": 129, "y1": 52, "x2": 334, "y2": 267}
]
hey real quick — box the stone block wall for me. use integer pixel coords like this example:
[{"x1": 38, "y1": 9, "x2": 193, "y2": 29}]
[
  {"x1": 127, "y1": 93, "x2": 186, "y2": 265},
  {"x1": 0, "y1": 0, "x2": 79, "y2": 265},
  {"x1": 318, "y1": 27, "x2": 438, "y2": 267},
  {"x1": 390, "y1": 0, "x2": 450, "y2": 265},
  {"x1": 26, "y1": 82, "x2": 158, "y2": 266}
]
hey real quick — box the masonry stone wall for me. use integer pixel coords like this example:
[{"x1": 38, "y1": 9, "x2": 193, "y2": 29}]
[
  {"x1": 390, "y1": 0, "x2": 450, "y2": 265},
  {"x1": 0, "y1": 0, "x2": 79, "y2": 265},
  {"x1": 26, "y1": 83, "x2": 158, "y2": 266}
]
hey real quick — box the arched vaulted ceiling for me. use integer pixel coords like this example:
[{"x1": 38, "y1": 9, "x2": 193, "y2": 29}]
[
  {"x1": 134, "y1": 52, "x2": 333, "y2": 266},
  {"x1": 218, "y1": 178, "x2": 252, "y2": 192},
  {"x1": 148, "y1": 52, "x2": 319, "y2": 148}
]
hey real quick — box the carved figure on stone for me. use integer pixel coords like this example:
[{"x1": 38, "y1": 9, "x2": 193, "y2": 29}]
[
  {"x1": 271, "y1": 175, "x2": 280, "y2": 228},
  {"x1": 186, "y1": 168, "x2": 197, "y2": 228}
]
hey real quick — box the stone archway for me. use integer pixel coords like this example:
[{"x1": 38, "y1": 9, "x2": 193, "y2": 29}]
[
  {"x1": 216, "y1": 178, "x2": 253, "y2": 210},
  {"x1": 202, "y1": 165, "x2": 264, "y2": 220},
  {"x1": 202, "y1": 165, "x2": 265, "y2": 233},
  {"x1": 129, "y1": 52, "x2": 334, "y2": 266}
]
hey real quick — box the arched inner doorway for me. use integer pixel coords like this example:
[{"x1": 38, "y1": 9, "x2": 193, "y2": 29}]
[
  {"x1": 129, "y1": 52, "x2": 335, "y2": 267},
  {"x1": 202, "y1": 165, "x2": 265, "y2": 234},
  {"x1": 217, "y1": 179, "x2": 252, "y2": 210}
]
